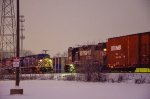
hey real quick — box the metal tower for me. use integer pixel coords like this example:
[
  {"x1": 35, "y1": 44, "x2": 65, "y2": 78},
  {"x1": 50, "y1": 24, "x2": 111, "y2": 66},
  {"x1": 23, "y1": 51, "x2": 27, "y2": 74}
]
[{"x1": 0, "y1": 0, "x2": 16, "y2": 59}]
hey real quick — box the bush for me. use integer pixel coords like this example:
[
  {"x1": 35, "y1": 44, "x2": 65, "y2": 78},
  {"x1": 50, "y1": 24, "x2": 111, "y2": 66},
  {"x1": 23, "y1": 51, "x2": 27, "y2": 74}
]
[
  {"x1": 135, "y1": 79, "x2": 145, "y2": 84},
  {"x1": 117, "y1": 75, "x2": 123, "y2": 83},
  {"x1": 64, "y1": 75, "x2": 75, "y2": 81}
]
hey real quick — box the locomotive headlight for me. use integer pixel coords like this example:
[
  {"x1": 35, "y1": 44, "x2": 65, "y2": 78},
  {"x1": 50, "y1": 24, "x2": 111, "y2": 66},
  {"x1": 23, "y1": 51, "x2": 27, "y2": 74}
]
[
  {"x1": 48, "y1": 59, "x2": 52, "y2": 63},
  {"x1": 70, "y1": 64, "x2": 73, "y2": 67},
  {"x1": 39, "y1": 59, "x2": 42, "y2": 62},
  {"x1": 69, "y1": 64, "x2": 75, "y2": 72},
  {"x1": 103, "y1": 48, "x2": 107, "y2": 52}
]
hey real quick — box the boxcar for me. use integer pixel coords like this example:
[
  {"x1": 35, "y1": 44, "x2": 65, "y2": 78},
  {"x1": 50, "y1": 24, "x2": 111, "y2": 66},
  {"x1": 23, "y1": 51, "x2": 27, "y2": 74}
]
[{"x1": 107, "y1": 32, "x2": 150, "y2": 70}]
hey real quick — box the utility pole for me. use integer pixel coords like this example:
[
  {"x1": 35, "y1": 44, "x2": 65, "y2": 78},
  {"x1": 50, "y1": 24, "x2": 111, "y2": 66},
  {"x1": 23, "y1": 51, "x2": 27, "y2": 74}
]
[
  {"x1": 10, "y1": 0, "x2": 23, "y2": 95},
  {"x1": 16, "y1": 0, "x2": 20, "y2": 87}
]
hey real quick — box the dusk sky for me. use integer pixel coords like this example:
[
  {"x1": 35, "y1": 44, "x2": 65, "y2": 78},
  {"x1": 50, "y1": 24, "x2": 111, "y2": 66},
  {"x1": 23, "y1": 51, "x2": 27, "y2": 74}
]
[{"x1": 1, "y1": 0, "x2": 150, "y2": 56}]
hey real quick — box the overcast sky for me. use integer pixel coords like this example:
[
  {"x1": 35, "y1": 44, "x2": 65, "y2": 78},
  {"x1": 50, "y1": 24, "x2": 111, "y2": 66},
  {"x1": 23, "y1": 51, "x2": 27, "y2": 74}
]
[{"x1": 1, "y1": 0, "x2": 150, "y2": 56}]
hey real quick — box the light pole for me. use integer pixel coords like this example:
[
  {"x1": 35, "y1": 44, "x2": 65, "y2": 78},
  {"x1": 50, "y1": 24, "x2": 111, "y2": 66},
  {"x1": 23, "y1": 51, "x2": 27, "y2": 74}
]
[{"x1": 20, "y1": 15, "x2": 25, "y2": 57}]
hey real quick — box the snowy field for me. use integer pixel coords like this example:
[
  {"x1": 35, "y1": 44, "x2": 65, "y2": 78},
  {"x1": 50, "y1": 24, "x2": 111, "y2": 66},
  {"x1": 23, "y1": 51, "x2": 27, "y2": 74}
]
[{"x1": 0, "y1": 80, "x2": 150, "y2": 99}]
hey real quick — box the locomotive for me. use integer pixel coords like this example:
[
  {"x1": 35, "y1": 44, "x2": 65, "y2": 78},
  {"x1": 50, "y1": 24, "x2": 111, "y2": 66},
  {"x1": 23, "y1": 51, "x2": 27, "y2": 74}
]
[{"x1": 0, "y1": 54, "x2": 53, "y2": 74}]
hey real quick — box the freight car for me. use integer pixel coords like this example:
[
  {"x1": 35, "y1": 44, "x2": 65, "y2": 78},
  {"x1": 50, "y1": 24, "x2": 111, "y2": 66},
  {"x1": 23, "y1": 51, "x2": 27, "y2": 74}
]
[{"x1": 107, "y1": 32, "x2": 150, "y2": 72}]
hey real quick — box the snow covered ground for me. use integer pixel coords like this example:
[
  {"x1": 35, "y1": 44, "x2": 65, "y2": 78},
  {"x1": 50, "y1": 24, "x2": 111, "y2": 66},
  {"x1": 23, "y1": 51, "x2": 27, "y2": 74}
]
[{"x1": 0, "y1": 80, "x2": 150, "y2": 99}]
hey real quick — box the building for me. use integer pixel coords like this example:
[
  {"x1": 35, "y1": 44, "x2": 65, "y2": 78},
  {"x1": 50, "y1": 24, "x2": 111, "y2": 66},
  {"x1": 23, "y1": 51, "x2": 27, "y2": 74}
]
[{"x1": 52, "y1": 57, "x2": 67, "y2": 73}]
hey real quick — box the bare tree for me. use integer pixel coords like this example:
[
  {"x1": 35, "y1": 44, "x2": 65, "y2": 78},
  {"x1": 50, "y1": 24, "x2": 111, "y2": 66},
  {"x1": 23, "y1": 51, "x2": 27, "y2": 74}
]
[
  {"x1": 61, "y1": 51, "x2": 68, "y2": 57},
  {"x1": 54, "y1": 52, "x2": 61, "y2": 57},
  {"x1": 22, "y1": 50, "x2": 34, "y2": 57},
  {"x1": 79, "y1": 55, "x2": 100, "y2": 81}
]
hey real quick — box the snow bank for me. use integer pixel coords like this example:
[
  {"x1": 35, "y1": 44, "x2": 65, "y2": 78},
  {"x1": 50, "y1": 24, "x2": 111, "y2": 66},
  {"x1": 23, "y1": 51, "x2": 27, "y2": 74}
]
[{"x1": 0, "y1": 80, "x2": 150, "y2": 99}]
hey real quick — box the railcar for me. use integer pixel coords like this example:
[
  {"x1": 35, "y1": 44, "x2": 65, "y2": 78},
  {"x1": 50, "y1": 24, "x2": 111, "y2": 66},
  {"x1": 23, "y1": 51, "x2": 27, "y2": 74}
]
[{"x1": 107, "y1": 32, "x2": 150, "y2": 72}]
